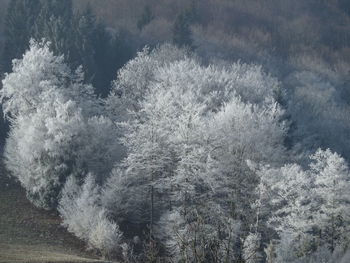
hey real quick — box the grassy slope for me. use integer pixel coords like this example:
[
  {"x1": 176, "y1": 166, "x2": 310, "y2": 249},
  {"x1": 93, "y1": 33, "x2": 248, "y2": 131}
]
[{"x1": 0, "y1": 162, "x2": 107, "y2": 263}]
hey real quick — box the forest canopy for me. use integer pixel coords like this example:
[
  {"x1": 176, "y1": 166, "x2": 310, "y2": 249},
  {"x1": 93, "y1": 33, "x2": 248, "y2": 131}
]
[{"x1": 0, "y1": 0, "x2": 350, "y2": 262}]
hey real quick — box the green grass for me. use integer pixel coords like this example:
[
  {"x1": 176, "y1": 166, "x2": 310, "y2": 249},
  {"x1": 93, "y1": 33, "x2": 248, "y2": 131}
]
[{"x1": 0, "y1": 161, "x2": 109, "y2": 263}]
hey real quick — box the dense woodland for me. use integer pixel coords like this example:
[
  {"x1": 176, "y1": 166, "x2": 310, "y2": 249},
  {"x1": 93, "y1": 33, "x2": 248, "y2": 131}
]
[{"x1": 0, "y1": 0, "x2": 350, "y2": 262}]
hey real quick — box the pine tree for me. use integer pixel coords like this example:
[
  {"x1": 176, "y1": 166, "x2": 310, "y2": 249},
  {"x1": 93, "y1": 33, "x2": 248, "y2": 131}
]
[
  {"x1": 172, "y1": 12, "x2": 193, "y2": 49},
  {"x1": 33, "y1": 0, "x2": 74, "y2": 61},
  {"x1": 0, "y1": 0, "x2": 41, "y2": 73},
  {"x1": 172, "y1": 2, "x2": 198, "y2": 49},
  {"x1": 137, "y1": 5, "x2": 154, "y2": 31},
  {"x1": 74, "y1": 8, "x2": 133, "y2": 97},
  {"x1": 95, "y1": 28, "x2": 133, "y2": 97},
  {"x1": 73, "y1": 6, "x2": 97, "y2": 83}
]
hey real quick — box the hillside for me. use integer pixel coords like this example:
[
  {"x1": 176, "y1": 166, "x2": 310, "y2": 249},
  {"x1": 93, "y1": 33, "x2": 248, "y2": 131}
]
[
  {"x1": 0, "y1": 0, "x2": 350, "y2": 262},
  {"x1": 74, "y1": 0, "x2": 350, "y2": 69},
  {"x1": 0, "y1": 162, "x2": 108, "y2": 263},
  {"x1": 2, "y1": 0, "x2": 350, "y2": 71}
]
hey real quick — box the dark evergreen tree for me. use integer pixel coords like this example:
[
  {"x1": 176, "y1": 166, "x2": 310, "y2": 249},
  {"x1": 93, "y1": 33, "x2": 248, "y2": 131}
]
[
  {"x1": 96, "y1": 29, "x2": 133, "y2": 97},
  {"x1": 339, "y1": 0, "x2": 350, "y2": 15},
  {"x1": 137, "y1": 5, "x2": 154, "y2": 31},
  {"x1": 73, "y1": 8, "x2": 133, "y2": 97},
  {"x1": 183, "y1": 0, "x2": 198, "y2": 25},
  {"x1": 172, "y1": 12, "x2": 193, "y2": 49},
  {"x1": 1, "y1": 0, "x2": 41, "y2": 73},
  {"x1": 0, "y1": 105, "x2": 8, "y2": 153},
  {"x1": 172, "y1": 2, "x2": 198, "y2": 50},
  {"x1": 33, "y1": 0, "x2": 74, "y2": 62},
  {"x1": 73, "y1": 6, "x2": 98, "y2": 83}
]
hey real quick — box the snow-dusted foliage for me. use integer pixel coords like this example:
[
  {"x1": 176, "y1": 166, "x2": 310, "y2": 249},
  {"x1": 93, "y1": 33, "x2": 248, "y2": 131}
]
[
  {"x1": 59, "y1": 175, "x2": 123, "y2": 257},
  {"x1": 5, "y1": 98, "x2": 85, "y2": 208},
  {"x1": 59, "y1": 174, "x2": 101, "y2": 241},
  {"x1": 106, "y1": 44, "x2": 190, "y2": 122},
  {"x1": 107, "y1": 44, "x2": 281, "y2": 119},
  {"x1": 104, "y1": 44, "x2": 287, "y2": 261},
  {"x1": 255, "y1": 148, "x2": 350, "y2": 262},
  {"x1": 3, "y1": 40, "x2": 349, "y2": 261},
  {"x1": 0, "y1": 40, "x2": 100, "y2": 119},
  {"x1": 1, "y1": 40, "x2": 71, "y2": 118},
  {"x1": 155, "y1": 207, "x2": 241, "y2": 262},
  {"x1": 1, "y1": 40, "x2": 120, "y2": 209},
  {"x1": 243, "y1": 232, "x2": 262, "y2": 263}
]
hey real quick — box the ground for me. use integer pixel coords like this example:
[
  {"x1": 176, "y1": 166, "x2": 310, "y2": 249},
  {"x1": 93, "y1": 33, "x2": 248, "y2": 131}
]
[{"x1": 0, "y1": 161, "x2": 110, "y2": 263}]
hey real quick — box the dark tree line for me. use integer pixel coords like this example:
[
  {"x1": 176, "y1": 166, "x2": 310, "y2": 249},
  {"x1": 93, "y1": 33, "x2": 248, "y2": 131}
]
[
  {"x1": 172, "y1": 2, "x2": 197, "y2": 49},
  {"x1": 1, "y1": 0, "x2": 133, "y2": 97}
]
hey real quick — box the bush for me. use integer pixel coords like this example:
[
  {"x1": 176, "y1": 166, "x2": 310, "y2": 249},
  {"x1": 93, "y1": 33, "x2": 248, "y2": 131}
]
[
  {"x1": 1, "y1": 40, "x2": 120, "y2": 209},
  {"x1": 59, "y1": 174, "x2": 124, "y2": 257}
]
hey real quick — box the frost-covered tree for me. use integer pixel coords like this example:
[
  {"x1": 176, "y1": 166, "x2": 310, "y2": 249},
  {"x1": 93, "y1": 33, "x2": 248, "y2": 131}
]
[
  {"x1": 59, "y1": 174, "x2": 123, "y2": 258},
  {"x1": 106, "y1": 44, "x2": 189, "y2": 121},
  {"x1": 4, "y1": 93, "x2": 119, "y2": 209},
  {"x1": 310, "y1": 149, "x2": 350, "y2": 251},
  {"x1": 1, "y1": 40, "x2": 71, "y2": 118},
  {"x1": 1, "y1": 40, "x2": 100, "y2": 119},
  {"x1": 256, "y1": 149, "x2": 350, "y2": 262},
  {"x1": 5, "y1": 97, "x2": 84, "y2": 208},
  {"x1": 104, "y1": 44, "x2": 287, "y2": 261},
  {"x1": 243, "y1": 232, "x2": 262, "y2": 263},
  {"x1": 1, "y1": 40, "x2": 120, "y2": 209}
]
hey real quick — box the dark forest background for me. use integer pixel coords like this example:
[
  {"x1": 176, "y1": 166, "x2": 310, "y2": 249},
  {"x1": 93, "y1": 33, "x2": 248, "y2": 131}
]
[{"x1": 1, "y1": 0, "x2": 350, "y2": 81}]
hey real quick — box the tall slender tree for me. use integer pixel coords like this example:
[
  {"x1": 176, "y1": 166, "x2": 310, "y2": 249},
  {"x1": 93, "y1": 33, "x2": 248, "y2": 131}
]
[
  {"x1": 172, "y1": 12, "x2": 193, "y2": 49},
  {"x1": 137, "y1": 5, "x2": 154, "y2": 31},
  {"x1": 73, "y1": 6, "x2": 97, "y2": 82},
  {"x1": 0, "y1": 0, "x2": 41, "y2": 73},
  {"x1": 172, "y1": 2, "x2": 197, "y2": 49},
  {"x1": 33, "y1": 0, "x2": 74, "y2": 61}
]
